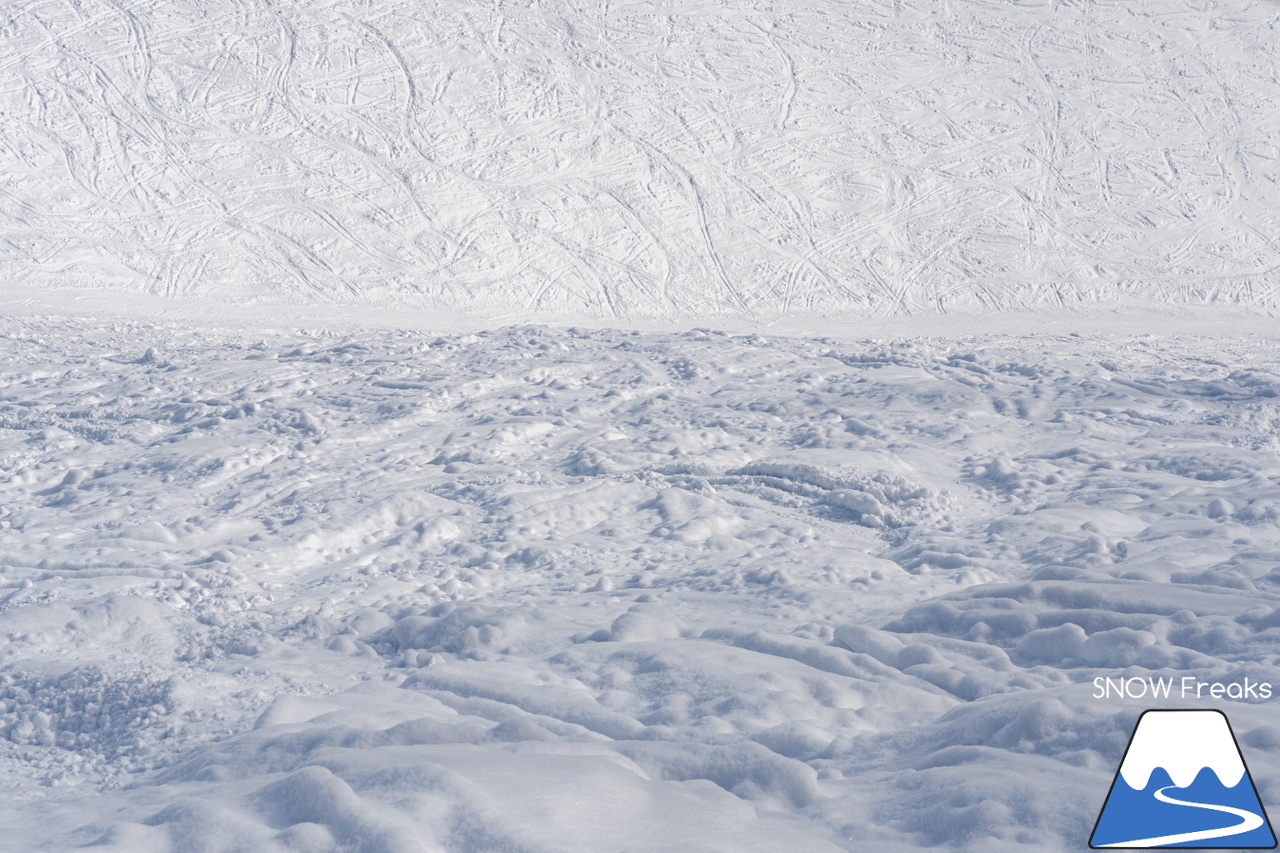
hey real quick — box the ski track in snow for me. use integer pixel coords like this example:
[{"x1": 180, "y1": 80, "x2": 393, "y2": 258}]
[
  {"x1": 5, "y1": 3, "x2": 1280, "y2": 847},
  {"x1": 2, "y1": 0, "x2": 1280, "y2": 317},
  {"x1": 0, "y1": 319, "x2": 1279, "y2": 850}
]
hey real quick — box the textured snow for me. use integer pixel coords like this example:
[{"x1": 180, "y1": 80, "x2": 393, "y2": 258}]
[
  {"x1": 1, "y1": 319, "x2": 1279, "y2": 851},
  {"x1": 3, "y1": 0, "x2": 1280, "y2": 319},
  {"x1": 6, "y1": 0, "x2": 1280, "y2": 849}
]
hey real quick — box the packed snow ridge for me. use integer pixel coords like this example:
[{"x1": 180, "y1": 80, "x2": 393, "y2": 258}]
[{"x1": 3, "y1": 0, "x2": 1280, "y2": 318}]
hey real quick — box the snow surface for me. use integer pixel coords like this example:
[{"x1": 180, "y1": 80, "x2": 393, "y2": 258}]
[
  {"x1": 4, "y1": 0, "x2": 1280, "y2": 319},
  {"x1": 1, "y1": 319, "x2": 1279, "y2": 851},
  {"x1": 6, "y1": 0, "x2": 1280, "y2": 849}
]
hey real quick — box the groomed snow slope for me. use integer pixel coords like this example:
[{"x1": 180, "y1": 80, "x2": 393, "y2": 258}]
[
  {"x1": 2, "y1": 318, "x2": 1280, "y2": 851},
  {"x1": 3, "y1": 0, "x2": 1280, "y2": 318}
]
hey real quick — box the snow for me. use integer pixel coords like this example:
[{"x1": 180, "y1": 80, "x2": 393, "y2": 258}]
[
  {"x1": 5, "y1": 0, "x2": 1280, "y2": 849},
  {"x1": 3, "y1": 0, "x2": 1280, "y2": 319},
  {"x1": 0, "y1": 319, "x2": 1279, "y2": 851}
]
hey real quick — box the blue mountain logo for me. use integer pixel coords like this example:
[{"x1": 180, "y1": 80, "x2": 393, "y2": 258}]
[{"x1": 1091, "y1": 709, "x2": 1276, "y2": 848}]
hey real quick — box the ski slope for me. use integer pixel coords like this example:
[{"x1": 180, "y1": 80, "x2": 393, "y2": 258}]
[
  {"x1": 3, "y1": 0, "x2": 1280, "y2": 318},
  {"x1": 2, "y1": 319, "x2": 1280, "y2": 851},
  {"x1": 5, "y1": 0, "x2": 1280, "y2": 850}
]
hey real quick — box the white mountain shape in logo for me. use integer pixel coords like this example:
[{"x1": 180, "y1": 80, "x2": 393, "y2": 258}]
[
  {"x1": 1119, "y1": 710, "x2": 1245, "y2": 790},
  {"x1": 1091, "y1": 708, "x2": 1276, "y2": 849}
]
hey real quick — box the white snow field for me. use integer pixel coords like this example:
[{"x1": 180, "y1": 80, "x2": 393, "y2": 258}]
[
  {"x1": 3, "y1": 0, "x2": 1280, "y2": 318},
  {"x1": 1, "y1": 318, "x2": 1279, "y2": 851},
  {"x1": 5, "y1": 0, "x2": 1280, "y2": 850}
]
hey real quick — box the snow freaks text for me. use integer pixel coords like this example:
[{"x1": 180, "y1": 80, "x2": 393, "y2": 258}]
[{"x1": 1093, "y1": 677, "x2": 1272, "y2": 701}]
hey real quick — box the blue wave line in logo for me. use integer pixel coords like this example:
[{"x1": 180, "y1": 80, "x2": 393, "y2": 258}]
[{"x1": 1092, "y1": 766, "x2": 1276, "y2": 848}]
